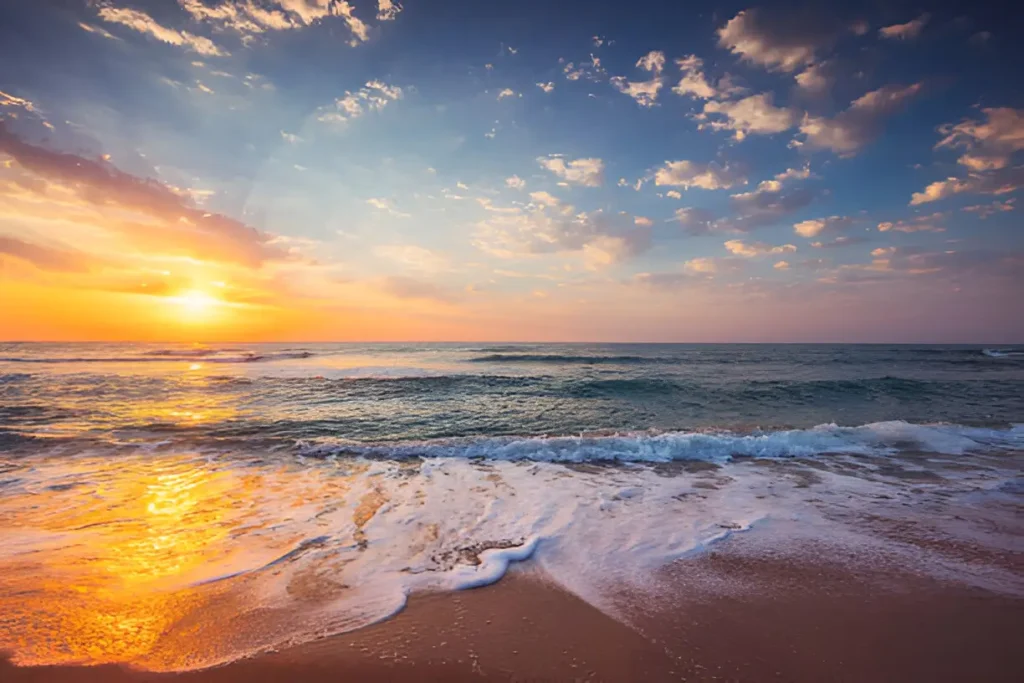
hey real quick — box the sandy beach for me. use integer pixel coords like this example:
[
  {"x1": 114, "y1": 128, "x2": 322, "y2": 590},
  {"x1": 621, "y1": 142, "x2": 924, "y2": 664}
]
[{"x1": 5, "y1": 532, "x2": 1022, "y2": 683}]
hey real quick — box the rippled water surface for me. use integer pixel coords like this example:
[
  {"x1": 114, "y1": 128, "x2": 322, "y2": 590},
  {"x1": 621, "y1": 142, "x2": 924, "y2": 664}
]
[{"x1": 1, "y1": 343, "x2": 1022, "y2": 670}]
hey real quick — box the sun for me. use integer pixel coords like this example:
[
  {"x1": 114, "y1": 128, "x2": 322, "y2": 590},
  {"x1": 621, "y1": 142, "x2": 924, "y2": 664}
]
[{"x1": 170, "y1": 290, "x2": 221, "y2": 323}]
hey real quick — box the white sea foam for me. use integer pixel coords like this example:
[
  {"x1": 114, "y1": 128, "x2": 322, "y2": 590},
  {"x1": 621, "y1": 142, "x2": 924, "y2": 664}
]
[
  {"x1": 300, "y1": 420, "x2": 1024, "y2": 462},
  {"x1": 982, "y1": 348, "x2": 1023, "y2": 358},
  {"x1": 0, "y1": 424, "x2": 1021, "y2": 671}
]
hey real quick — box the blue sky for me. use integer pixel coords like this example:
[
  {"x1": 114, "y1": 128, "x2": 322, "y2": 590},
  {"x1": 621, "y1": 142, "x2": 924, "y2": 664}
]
[{"x1": 0, "y1": 0, "x2": 1022, "y2": 342}]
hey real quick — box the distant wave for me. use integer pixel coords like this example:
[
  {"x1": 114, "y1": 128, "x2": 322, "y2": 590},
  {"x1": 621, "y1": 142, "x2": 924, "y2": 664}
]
[
  {"x1": 300, "y1": 421, "x2": 1024, "y2": 463},
  {"x1": 983, "y1": 348, "x2": 1023, "y2": 358},
  {"x1": 0, "y1": 350, "x2": 314, "y2": 364},
  {"x1": 469, "y1": 353, "x2": 653, "y2": 364}
]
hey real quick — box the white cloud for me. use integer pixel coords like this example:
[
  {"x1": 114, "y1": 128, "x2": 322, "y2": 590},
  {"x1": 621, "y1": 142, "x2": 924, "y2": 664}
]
[
  {"x1": 97, "y1": 5, "x2": 227, "y2": 56},
  {"x1": 666, "y1": 190, "x2": 682, "y2": 199},
  {"x1": 280, "y1": 130, "x2": 302, "y2": 143},
  {"x1": 793, "y1": 215, "x2": 854, "y2": 238},
  {"x1": 877, "y1": 212, "x2": 945, "y2": 233},
  {"x1": 909, "y1": 167, "x2": 1024, "y2": 205},
  {"x1": 654, "y1": 160, "x2": 747, "y2": 190},
  {"x1": 366, "y1": 197, "x2": 410, "y2": 218},
  {"x1": 724, "y1": 240, "x2": 797, "y2": 257},
  {"x1": 562, "y1": 55, "x2": 605, "y2": 82},
  {"x1": 318, "y1": 80, "x2": 403, "y2": 124},
  {"x1": 936, "y1": 107, "x2": 1024, "y2": 171},
  {"x1": 0, "y1": 89, "x2": 34, "y2": 111},
  {"x1": 505, "y1": 175, "x2": 526, "y2": 190},
  {"x1": 497, "y1": 88, "x2": 518, "y2": 100},
  {"x1": 672, "y1": 55, "x2": 718, "y2": 99},
  {"x1": 879, "y1": 14, "x2": 929, "y2": 40},
  {"x1": 730, "y1": 166, "x2": 810, "y2": 201},
  {"x1": 774, "y1": 261, "x2": 791, "y2": 270},
  {"x1": 634, "y1": 216, "x2": 653, "y2": 227},
  {"x1": 536, "y1": 82, "x2": 555, "y2": 93},
  {"x1": 78, "y1": 22, "x2": 120, "y2": 41},
  {"x1": 717, "y1": 8, "x2": 851, "y2": 72},
  {"x1": 175, "y1": 0, "x2": 371, "y2": 45},
  {"x1": 377, "y1": 0, "x2": 403, "y2": 21},
  {"x1": 683, "y1": 258, "x2": 716, "y2": 274},
  {"x1": 702, "y1": 92, "x2": 798, "y2": 139},
  {"x1": 610, "y1": 50, "x2": 666, "y2": 108},
  {"x1": 374, "y1": 244, "x2": 447, "y2": 272},
  {"x1": 528, "y1": 191, "x2": 561, "y2": 207},
  {"x1": 475, "y1": 202, "x2": 649, "y2": 267},
  {"x1": 795, "y1": 62, "x2": 834, "y2": 93},
  {"x1": 537, "y1": 155, "x2": 605, "y2": 187},
  {"x1": 800, "y1": 83, "x2": 923, "y2": 154}
]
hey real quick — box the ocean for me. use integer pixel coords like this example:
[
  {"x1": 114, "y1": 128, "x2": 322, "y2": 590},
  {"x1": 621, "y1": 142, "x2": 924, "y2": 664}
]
[{"x1": 1, "y1": 342, "x2": 1023, "y2": 670}]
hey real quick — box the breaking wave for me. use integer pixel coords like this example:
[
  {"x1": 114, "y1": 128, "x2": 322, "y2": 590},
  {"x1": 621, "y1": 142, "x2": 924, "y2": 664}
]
[{"x1": 299, "y1": 421, "x2": 1024, "y2": 463}]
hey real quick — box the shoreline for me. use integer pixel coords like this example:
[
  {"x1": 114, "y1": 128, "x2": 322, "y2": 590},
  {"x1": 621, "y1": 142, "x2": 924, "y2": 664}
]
[{"x1": 4, "y1": 535, "x2": 1022, "y2": 683}]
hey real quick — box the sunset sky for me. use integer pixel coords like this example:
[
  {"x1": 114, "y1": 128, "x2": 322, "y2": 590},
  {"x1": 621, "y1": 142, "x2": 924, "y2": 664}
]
[{"x1": 0, "y1": 0, "x2": 1021, "y2": 342}]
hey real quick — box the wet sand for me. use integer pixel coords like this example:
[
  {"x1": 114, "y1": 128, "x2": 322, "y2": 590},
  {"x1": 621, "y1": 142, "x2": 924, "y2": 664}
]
[{"x1": 4, "y1": 536, "x2": 1022, "y2": 683}]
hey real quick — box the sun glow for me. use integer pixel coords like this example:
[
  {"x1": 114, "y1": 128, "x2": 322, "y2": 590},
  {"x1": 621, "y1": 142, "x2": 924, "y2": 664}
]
[{"x1": 170, "y1": 290, "x2": 221, "y2": 323}]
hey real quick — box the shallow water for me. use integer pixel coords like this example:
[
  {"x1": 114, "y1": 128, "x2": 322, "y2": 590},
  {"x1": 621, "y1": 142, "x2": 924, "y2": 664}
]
[{"x1": 0, "y1": 343, "x2": 1022, "y2": 670}]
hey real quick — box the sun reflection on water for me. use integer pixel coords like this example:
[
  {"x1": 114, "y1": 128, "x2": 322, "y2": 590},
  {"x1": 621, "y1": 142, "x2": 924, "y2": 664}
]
[{"x1": 0, "y1": 457, "x2": 298, "y2": 669}]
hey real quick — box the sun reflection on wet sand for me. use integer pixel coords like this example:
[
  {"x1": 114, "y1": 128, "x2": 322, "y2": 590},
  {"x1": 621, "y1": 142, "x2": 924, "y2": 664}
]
[{"x1": 0, "y1": 454, "x2": 364, "y2": 670}]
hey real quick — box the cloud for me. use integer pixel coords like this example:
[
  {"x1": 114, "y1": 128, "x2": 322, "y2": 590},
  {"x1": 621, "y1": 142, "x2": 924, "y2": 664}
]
[
  {"x1": 654, "y1": 160, "x2": 747, "y2": 190},
  {"x1": 935, "y1": 107, "x2": 1024, "y2": 172},
  {"x1": 962, "y1": 198, "x2": 1016, "y2": 218},
  {"x1": 673, "y1": 207, "x2": 716, "y2": 235},
  {"x1": 701, "y1": 93, "x2": 798, "y2": 139},
  {"x1": 497, "y1": 88, "x2": 518, "y2": 100},
  {"x1": 280, "y1": 130, "x2": 302, "y2": 143},
  {"x1": 379, "y1": 275, "x2": 458, "y2": 303},
  {"x1": 879, "y1": 14, "x2": 929, "y2": 40},
  {"x1": 536, "y1": 82, "x2": 555, "y2": 93},
  {"x1": 374, "y1": 244, "x2": 448, "y2": 272},
  {"x1": 723, "y1": 187, "x2": 818, "y2": 233},
  {"x1": 877, "y1": 212, "x2": 945, "y2": 233},
  {"x1": 634, "y1": 216, "x2": 653, "y2": 227},
  {"x1": 724, "y1": 239, "x2": 796, "y2": 257},
  {"x1": 0, "y1": 89, "x2": 35, "y2": 112},
  {"x1": 793, "y1": 215, "x2": 854, "y2": 238},
  {"x1": 683, "y1": 257, "x2": 720, "y2": 274},
  {"x1": 672, "y1": 55, "x2": 718, "y2": 99},
  {"x1": 909, "y1": 167, "x2": 1024, "y2": 205},
  {"x1": 795, "y1": 61, "x2": 834, "y2": 93},
  {"x1": 77, "y1": 22, "x2": 120, "y2": 41},
  {"x1": 475, "y1": 200, "x2": 649, "y2": 266},
  {"x1": 800, "y1": 83, "x2": 923, "y2": 154},
  {"x1": 729, "y1": 166, "x2": 810, "y2": 201},
  {"x1": 505, "y1": 175, "x2": 526, "y2": 190},
  {"x1": 717, "y1": 8, "x2": 854, "y2": 72},
  {"x1": 96, "y1": 5, "x2": 227, "y2": 56},
  {"x1": 632, "y1": 271, "x2": 700, "y2": 289},
  {"x1": 366, "y1": 197, "x2": 410, "y2": 218},
  {"x1": 666, "y1": 190, "x2": 682, "y2": 199},
  {"x1": 175, "y1": 0, "x2": 371, "y2": 44},
  {"x1": 829, "y1": 247, "x2": 1024, "y2": 284},
  {"x1": 318, "y1": 80, "x2": 403, "y2": 124},
  {"x1": 0, "y1": 122, "x2": 286, "y2": 267},
  {"x1": 810, "y1": 235, "x2": 869, "y2": 249},
  {"x1": 774, "y1": 260, "x2": 791, "y2": 270},
  {"x1": 537, "y1": 155, "x2": 604, "y2": 187},
  {"x1": 610, "y1": 51, "x2": 666, "y2": 108},
  {"x1": 561, "y1": 55, "x2": 605, "y2": 82},
  {"x1": 528, "y1": 190, "x2": 561, "y2": 207},
  {"x1": 0, "y1": 236, "x2": 97, "y2": 273},
  {"x1": 377, "y1": 0, "x2": 402, "y2": 21}
]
